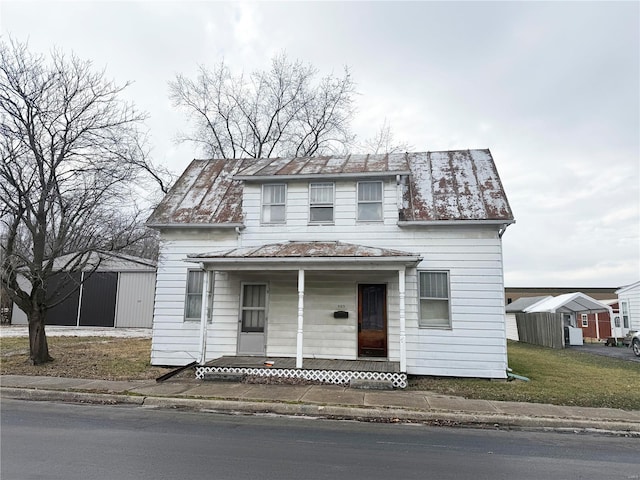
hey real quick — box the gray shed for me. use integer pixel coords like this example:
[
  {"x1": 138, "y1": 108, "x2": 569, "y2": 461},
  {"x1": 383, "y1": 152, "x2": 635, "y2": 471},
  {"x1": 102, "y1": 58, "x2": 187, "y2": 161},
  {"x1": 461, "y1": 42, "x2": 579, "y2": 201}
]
[{"x1": 11, "y1": 252, "x2": 156, "y2": 328}]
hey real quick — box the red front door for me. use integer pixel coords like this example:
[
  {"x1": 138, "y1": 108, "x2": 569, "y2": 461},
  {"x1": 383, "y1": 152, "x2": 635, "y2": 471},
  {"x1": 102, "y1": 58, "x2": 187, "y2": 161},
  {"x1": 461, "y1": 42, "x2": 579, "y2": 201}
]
[{"x1": 358, "y1": 284, "x2": 387, "y2": 357}]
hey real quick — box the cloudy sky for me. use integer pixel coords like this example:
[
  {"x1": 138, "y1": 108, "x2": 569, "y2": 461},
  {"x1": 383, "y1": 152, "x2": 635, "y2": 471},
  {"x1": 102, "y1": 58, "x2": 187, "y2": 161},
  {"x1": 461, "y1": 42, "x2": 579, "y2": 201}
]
[{"x1": 2, "y1": 1, "x2": 638, "y2": 288}]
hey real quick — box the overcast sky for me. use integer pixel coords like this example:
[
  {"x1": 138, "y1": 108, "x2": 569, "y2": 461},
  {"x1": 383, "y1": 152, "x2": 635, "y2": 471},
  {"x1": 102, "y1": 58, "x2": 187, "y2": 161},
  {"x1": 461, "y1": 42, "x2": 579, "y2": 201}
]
[{"x1": 2, "y1": 1, "x2": 638, "y2": 288}]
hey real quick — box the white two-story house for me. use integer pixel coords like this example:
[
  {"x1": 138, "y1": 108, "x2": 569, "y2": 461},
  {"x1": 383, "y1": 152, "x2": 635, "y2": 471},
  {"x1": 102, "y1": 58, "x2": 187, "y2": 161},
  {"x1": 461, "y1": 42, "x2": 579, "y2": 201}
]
[{"x1": 147, "y1": 150, "x2": 515, "y2": 386}]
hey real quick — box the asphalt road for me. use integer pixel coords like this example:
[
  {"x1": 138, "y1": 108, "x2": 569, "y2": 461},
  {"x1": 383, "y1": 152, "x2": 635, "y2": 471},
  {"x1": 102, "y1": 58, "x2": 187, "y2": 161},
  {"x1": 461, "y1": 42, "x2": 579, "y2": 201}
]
[
  {"x1": 2, "y1": 399, "x2": 639, "y2": 480},
  {"x1": 571, "y1": 343, "x2": 640, "y2": 363}
]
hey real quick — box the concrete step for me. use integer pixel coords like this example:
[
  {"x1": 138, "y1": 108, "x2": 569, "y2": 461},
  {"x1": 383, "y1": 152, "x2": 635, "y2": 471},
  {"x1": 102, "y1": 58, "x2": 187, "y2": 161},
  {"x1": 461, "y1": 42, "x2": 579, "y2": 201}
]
[
  {"x1": 349, "y1": 378, "x2": 394, "y2": 390},
  {"x1": 202, "y1": 372, "x2": 246, "y2": 382}
]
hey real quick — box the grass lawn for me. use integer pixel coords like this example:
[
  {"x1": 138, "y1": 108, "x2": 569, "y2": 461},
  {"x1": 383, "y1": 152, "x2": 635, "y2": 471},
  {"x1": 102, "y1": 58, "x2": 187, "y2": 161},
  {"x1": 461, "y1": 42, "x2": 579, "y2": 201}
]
[
  {"x1": 0, "y1": 336, "x2": 167, "y2": 381},
  {"x1": 409, "y1": 341, "x2": 640, "y2": 410},
  {"x1": 1, "y1": 336, "x2": 639, "y2": 410}
]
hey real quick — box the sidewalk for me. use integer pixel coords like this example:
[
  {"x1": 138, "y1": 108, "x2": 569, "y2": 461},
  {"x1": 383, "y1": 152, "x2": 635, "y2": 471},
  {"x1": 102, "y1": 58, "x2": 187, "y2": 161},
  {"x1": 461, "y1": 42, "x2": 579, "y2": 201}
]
[{"x1": 2, "y1": 374, "x2": 639, "y2": 435}]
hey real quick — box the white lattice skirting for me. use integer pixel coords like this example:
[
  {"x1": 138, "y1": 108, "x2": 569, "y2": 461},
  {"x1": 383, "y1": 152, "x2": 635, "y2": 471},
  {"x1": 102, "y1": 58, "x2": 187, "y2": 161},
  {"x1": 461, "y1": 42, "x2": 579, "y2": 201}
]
[{"x1": 196, "y1": 366, "x2": 407, "y2": 389}]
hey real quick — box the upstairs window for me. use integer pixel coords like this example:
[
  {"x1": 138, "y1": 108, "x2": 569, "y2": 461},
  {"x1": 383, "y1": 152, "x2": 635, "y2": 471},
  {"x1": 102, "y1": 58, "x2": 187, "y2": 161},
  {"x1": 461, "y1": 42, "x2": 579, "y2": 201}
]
[
  {"x1": 309, "y1": 182, "x2": 334, "y2": 223},
  {"x1": 262, "y1": 184, "x2": 286, "y2": 223},
  {"x1": 358, "y1": 181, "x2": 383, "y2": 221},
  {"x1": 185, "y1": 270, "x2": 204, "y2": 321},
  {"x1": 419, "y1": 271, "x2": 451, "y2": 328}
]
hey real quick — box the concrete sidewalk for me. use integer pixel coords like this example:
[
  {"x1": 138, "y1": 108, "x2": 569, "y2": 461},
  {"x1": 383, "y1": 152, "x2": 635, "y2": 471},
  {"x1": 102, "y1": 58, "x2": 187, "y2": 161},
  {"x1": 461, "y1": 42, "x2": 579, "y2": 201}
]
[{"x1": 2, "y1": 374, "x2": 639, "y2": 435}]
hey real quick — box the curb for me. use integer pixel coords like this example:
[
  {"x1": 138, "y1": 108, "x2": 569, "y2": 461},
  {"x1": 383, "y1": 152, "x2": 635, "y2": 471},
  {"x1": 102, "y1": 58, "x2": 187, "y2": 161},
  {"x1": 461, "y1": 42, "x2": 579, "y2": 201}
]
[{"x1": 3, "y1": 387, "x2": 639, "y2": 436}]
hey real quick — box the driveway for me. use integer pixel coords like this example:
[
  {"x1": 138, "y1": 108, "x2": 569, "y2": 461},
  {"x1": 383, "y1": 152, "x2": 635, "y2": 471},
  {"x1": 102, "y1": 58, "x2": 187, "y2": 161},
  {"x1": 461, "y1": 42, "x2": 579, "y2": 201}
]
[
  {"x1": 0, "y1": 325, "x2": 151, "y2": 339},
  {"x1": 571, "y1": 343, "x2": 640, "y2": 363}
]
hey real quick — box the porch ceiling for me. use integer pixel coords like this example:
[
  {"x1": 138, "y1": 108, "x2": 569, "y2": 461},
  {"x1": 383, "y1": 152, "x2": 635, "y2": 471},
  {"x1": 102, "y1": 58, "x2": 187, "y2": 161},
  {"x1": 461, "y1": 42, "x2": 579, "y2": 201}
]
[{"x1": 186, "y1": 241, "x2": 422, "y2": 269}]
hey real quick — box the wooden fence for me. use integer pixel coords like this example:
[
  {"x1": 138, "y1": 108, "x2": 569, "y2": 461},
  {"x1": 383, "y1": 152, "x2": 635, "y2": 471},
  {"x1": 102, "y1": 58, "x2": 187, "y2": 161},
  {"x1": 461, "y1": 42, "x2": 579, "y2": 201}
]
[{"x1": 515, "y1": 312, "x2": 565, "y2": 349}]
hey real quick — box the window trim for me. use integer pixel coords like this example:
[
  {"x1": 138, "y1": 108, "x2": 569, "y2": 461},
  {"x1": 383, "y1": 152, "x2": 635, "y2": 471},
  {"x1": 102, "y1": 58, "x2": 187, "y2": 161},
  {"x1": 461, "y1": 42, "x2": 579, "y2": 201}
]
[
  {"x1": 418, "y1": 270, "x2": 452, "y2": 329},
  {"x1": 357, "y1": 181, "x2": 384, "y2": 222},
  {"x1": 184, "y1": 269, "x2": 205, "y2": 322},
  {"x1": 239, "y1": 282, "x2": 268, "y2": 333},
  {"x1": 581, "y1": 313, "x2": 588, "y2": 327},
  {"x1": 308, "y1": 182, "x2": 335, "y2": 224},
  {"x1": 621, "y1": 301, "x2": 630, "y2": 329},
  {"x1": 261, "y1": 183, "x2": 287, "y2": 224}
]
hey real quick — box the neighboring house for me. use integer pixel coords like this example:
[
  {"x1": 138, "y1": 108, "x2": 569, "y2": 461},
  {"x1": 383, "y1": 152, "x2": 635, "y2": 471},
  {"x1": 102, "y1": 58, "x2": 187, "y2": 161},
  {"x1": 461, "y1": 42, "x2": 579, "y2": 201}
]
[
  {"x1": 11, "y1": 252, "x2": 156, "y2": 328},
  {"x1": 616, "y1": 281, "x2": 640, "y2": 334},
  {"x1": 147, "y1": 150, "x2": 514, "y2": 384},
  {"x1": 577, "y1": 299, "x2": 617, "y2": 341}
]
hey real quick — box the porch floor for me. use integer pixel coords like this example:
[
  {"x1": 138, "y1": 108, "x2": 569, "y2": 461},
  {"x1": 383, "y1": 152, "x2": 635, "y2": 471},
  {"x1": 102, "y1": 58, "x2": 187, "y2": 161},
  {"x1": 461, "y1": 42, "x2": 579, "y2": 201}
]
[{"x1": 205, "y1": 356, "x2": 401, "y2": 373}]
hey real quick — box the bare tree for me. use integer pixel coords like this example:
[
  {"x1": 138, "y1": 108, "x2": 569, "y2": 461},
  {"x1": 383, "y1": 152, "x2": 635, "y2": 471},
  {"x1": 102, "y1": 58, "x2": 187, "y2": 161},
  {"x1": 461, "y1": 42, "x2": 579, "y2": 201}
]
[
  {"x1": 170, "y1": 53, "x2": 356, "y2": 159},
  {"x1": 360, "y1": 118, "x2": 412, "y2": 155},
  {"x1": 0, "y1": 39, "x2": 167, "y2": 364}
]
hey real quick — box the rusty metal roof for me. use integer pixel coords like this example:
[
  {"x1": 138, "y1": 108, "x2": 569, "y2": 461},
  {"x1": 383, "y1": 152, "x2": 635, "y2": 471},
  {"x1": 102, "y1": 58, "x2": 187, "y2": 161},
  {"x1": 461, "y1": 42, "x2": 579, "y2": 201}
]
[
  {"x1": 188, "y1": 241, "x2": 421, "y2": 263},
  {"x1": 147, "y1": 158, "x2": 249, "y2": 226},
  {"x1": 234, "y1": 154, "x2": 410, "y2": 179},
  {"x1": 147, "y1": 150, "x2": 513, "y2": 227}
]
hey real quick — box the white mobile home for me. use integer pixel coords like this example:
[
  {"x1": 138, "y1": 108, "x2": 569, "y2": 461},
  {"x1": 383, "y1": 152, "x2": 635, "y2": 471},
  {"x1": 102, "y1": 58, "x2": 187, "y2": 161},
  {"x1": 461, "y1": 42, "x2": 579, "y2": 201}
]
[{"x1": 148, "y1": 150, "x2": 515, "y2": 385}]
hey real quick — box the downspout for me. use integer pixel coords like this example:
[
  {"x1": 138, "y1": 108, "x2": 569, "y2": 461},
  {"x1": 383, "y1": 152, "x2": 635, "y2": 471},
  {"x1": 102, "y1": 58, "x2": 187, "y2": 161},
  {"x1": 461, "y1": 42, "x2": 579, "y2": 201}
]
[{"x1": 235, "y1": 226, "x2": 242, "y2": 247}]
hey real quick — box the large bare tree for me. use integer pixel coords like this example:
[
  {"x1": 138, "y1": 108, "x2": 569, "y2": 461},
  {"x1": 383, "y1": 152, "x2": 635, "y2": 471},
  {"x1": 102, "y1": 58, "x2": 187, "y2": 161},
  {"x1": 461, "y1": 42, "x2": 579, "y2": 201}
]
[
  {"x1": 0, "y1": 39, "x2": 168, "y2": 364},
  {"x1": 170, "y1": 53, "x2": 356, "y2": 159}
]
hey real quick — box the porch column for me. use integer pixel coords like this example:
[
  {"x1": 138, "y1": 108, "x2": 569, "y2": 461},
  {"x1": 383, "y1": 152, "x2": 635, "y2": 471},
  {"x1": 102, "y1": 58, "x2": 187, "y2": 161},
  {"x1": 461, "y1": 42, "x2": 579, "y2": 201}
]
[
  {"x1": 296, "y1": 268, "x2": 305, "y2": 369},
  {"x1": 398, "y1": 266, "x2": 407, "y2": 373},
  {"x1": 198, "y1": 268, "x2": 212, "y2": 365}
]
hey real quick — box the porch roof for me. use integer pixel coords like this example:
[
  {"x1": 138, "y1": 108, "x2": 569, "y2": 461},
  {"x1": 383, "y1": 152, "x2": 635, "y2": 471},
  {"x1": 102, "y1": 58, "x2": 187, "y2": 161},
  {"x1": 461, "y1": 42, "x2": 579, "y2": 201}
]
[{"x1": 186, "y1": 241, "x2": 422, "y2": 269}]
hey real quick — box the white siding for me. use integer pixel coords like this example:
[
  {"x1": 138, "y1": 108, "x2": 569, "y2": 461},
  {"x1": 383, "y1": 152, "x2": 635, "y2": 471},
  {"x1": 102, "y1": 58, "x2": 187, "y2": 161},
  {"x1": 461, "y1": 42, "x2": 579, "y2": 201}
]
[
  {"x1": 151, "y1": 230, "x2": 238, "y2": 366},
  {"x1": 151, "y1": 179, "x2": 509, "y2": 378},
  {"x1": 505, "y1": 313, "x2": 519, "y2": 341},
  {"x1": 115, "y1": 272, "x2": 156, "y2": 328},
  {"x1": 617, "y1": 281, "x2": 640, "y2": 331}
]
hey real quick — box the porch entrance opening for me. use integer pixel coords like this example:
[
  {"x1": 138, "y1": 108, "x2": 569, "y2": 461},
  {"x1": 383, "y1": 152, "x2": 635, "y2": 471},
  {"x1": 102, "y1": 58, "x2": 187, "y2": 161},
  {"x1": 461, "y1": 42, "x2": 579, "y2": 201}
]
[{"x1": 358, "y1": 284, "x2": 388, "y2": 358}]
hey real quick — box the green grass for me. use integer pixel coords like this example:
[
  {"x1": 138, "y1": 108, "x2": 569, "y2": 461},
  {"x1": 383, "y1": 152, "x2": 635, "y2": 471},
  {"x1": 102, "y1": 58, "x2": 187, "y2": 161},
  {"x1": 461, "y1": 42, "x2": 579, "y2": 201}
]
[
  {"x1": 409, "y1": 341, "x2": 640, "y2": 410},
  {"x1": 2, "y1": 336, "x2": 639, "y2": 409}
]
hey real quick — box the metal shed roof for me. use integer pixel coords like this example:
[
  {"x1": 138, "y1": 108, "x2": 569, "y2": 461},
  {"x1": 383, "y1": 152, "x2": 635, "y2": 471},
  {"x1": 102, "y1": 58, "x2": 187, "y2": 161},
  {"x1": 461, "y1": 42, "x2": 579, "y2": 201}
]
[{"x1": 147, "y1": 150, "x2": 514, "y2": 227}]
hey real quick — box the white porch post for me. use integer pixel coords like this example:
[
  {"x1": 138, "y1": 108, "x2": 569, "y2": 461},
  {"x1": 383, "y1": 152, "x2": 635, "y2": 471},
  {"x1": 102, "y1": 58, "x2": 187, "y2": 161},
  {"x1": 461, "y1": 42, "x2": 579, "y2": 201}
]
[
  {"x1": 198, "y1": 268, "x2": 211, "y2": 365},
  {"x1": 296, "y1": 268, "x2": 305, "y2": 369},
  {"x1": 398, "y1": 266, "x2": 407, "y2": 373}
]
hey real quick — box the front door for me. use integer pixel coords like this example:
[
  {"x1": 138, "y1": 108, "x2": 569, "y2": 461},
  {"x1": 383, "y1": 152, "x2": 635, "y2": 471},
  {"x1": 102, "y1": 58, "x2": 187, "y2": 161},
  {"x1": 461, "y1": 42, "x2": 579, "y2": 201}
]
[
  {"x1": 358, "y1": 284, "x2": 387, "y2": 357},
  {"x1": 237, "y1": 283, "x2": 267, "y2": 355}
]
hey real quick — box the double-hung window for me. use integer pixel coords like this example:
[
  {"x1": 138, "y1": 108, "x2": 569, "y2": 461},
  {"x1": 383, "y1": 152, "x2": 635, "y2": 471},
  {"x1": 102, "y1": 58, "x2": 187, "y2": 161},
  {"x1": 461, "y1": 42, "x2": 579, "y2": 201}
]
[
  {"x1": 581, "y1": 314, "x2": 588, "y2": 327},
  {"x1": 185, "y1": 270, "x2": 205, "y2": 321},
  {"x1": 262, "y1": 184, "x2": 286, "y2": 224},
  {"x1": 309, "y1": 182, "x2": 334, "y2": 223},
  {"x1": 419, "y1": 271, "x2": 451, "y2": 328},
  {"x1": 357, "y1": 181, "x2": 383, "y2": 221}
]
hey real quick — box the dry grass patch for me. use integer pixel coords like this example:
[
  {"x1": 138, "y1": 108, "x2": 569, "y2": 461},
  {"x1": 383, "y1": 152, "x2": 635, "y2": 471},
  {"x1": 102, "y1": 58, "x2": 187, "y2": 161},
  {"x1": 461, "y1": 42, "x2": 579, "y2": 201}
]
[
  {"x1": 1, "y1": 336, "x2": 167, "y2": 380},
  {"x1": 410, "y1": 341, "x2": 640, "y2": 410}
]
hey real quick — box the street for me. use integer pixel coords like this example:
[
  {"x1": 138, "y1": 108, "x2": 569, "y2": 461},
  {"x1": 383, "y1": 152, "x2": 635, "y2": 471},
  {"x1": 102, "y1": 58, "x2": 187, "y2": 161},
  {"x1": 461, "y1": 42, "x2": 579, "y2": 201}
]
[{"x1": 2, "y1": 399, "x2": 639, "y2": 480}]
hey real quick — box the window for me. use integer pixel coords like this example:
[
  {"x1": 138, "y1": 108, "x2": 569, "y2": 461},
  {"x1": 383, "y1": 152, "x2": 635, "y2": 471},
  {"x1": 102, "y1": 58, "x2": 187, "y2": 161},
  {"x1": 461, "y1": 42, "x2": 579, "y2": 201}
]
[
  {"x1": 185, "y1": 270, "x2": 205, "y2": 321},
  {"x1": 419, "y1": 271, "x2": 451, "y2": 328},
  {"x1": 621, "y1": 301, "x2": 630, "y2": 329},
  {"x1": 309, "y1": 182, "x2": 334, "y2": 223},
  {"x1": 262, "y1": 184, "x2": 286, "y2": 223},
  {"x1": 241, "y1": 284, "x2": 267, "y2": 332},
  {"x1": 358, "y1": 181, "x2": 383, "y2": 221},
  {"x1": 581, "y1": 314, "x2": 588, "y2": 327}
]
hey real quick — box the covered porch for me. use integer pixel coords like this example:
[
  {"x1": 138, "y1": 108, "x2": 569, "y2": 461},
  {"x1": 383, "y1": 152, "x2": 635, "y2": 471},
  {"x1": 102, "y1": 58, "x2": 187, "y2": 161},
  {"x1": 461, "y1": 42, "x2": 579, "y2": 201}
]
[{"x1": 188, "y1": 241, "x2": 421, "y2": 386}]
